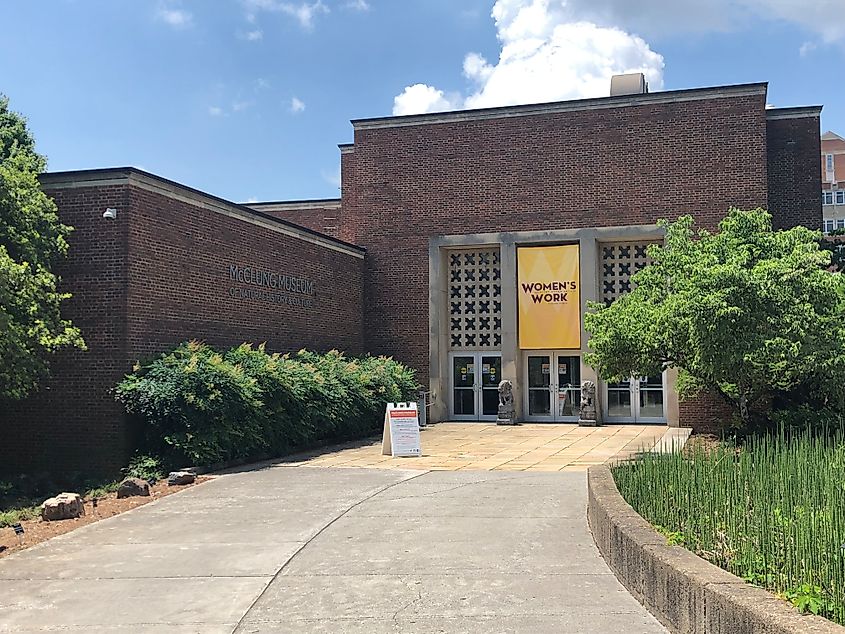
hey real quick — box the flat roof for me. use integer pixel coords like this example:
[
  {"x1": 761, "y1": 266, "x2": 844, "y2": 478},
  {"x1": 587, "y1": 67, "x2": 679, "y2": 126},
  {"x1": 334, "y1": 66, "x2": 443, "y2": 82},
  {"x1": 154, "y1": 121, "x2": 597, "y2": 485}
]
[
  {"x1": 351, "y1": 82, "x2": 770, "y2": 131},
  {"x1": 766, "y1": 106, "x2": 824, "y2": 120},
  {"x1": 248, "y1": 198, "x2": 341, "y2": 210},
  {"x1": 40, "y1": 167, "x2": 365, "y2": 257}
]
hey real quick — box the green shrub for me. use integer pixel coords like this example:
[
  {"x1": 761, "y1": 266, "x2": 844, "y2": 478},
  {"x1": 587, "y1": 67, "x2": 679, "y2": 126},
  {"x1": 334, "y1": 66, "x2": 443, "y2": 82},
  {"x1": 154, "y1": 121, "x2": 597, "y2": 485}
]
[
  {"x1": 123, "y1": 454, "x2": 167, "y2": 482},
  {"x1": 116, "y1": 343, "x2": 418, "y2": 466},
  {"x1": 115, "y1": 341, "x2": 266, "y2": 466}
]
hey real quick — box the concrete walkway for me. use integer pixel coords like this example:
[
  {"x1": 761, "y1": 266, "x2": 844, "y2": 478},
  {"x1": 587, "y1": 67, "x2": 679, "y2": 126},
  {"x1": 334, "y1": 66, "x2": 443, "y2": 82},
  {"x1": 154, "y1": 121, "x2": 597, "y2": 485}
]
[{"x1": 0, "y1": 464, "x2": 665, "y2": 633}]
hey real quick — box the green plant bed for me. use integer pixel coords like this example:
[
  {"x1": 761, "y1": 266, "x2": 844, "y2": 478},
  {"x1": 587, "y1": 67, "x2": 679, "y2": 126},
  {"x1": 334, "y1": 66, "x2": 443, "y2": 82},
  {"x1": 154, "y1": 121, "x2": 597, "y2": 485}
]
[{"x1": 613, "y1": 429, "x2": 845, "y2": 625}]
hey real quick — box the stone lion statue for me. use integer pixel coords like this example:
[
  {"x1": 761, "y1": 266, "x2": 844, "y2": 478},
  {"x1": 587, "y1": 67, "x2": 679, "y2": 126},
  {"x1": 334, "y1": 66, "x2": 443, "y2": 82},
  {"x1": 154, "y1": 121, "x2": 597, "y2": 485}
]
[
  {"x1": 579, "y1": 380, "x2": 598, "y2": 425},
  {"x1": 497, "y1": 379, "x2": 516, "y2": 425}
]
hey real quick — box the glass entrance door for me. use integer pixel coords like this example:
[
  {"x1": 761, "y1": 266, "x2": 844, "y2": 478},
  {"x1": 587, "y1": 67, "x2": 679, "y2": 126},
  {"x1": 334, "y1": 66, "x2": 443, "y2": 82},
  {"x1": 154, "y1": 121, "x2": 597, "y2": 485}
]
[
  {"x1": 603, "y1": 375, "x2": 666, "y2": 423},
  {"x1": 450, "y1": 352, "x2": 501, "y2": 421},
  {"x1": 524, "y1": 351, "x2": 581, "y2": 422}
]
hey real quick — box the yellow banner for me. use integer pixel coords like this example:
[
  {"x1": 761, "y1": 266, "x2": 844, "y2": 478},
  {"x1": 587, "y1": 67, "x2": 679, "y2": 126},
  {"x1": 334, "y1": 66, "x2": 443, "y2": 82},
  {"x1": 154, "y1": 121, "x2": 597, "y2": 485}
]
[{"x1": 518, "y1": 245, "x2": 581, "y2": 349}]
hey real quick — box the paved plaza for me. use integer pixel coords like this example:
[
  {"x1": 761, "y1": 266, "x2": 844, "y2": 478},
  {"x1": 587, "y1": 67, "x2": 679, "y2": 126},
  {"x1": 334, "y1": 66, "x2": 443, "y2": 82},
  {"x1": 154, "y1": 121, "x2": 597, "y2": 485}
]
[
  {"x1": 0, "y1": 424, "x2": 671, "y2": 633},
  {"x1": 280, "y1": 422, "x2": 669, "y2": 471}
]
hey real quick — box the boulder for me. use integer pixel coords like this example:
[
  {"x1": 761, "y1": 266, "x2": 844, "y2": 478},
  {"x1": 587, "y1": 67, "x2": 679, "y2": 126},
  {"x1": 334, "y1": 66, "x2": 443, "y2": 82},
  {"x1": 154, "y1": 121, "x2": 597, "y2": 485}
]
[
  {"x1": 167, "y1": 471, "x2": 196, "y2": 486},
  {"x1": 117, "y1": 477, "x2": 150, "y2": 499},
  {"x1": 41, "y1": 492, "x2": 85, "y2": 521}
]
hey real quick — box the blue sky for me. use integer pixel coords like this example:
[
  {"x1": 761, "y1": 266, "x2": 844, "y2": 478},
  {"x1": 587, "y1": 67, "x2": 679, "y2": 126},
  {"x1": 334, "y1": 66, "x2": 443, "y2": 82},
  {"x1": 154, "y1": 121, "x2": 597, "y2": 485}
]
[{"x1": 1, "y1": 0, "x2": 843, "y2": 203}]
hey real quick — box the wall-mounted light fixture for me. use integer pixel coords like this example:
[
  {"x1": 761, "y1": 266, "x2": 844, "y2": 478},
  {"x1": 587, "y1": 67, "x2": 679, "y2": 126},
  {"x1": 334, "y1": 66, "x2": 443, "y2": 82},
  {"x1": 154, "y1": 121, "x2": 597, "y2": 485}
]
[{"x1": 103, "y1": 208, "x2": 118, "y2": 220}]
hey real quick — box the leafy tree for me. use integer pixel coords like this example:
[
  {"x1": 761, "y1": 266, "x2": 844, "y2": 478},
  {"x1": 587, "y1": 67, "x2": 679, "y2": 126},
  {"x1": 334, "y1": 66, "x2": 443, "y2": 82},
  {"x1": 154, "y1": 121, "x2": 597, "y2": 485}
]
[
  {"x1": 820, "y1": 229, "x2": 845, "y2": 273},
  {"x1": 584, "y1": 209, "x2": 845, "y2": 429},
  {"x1": 0, "y1": 95, "x2": 84, "y2": 401}
]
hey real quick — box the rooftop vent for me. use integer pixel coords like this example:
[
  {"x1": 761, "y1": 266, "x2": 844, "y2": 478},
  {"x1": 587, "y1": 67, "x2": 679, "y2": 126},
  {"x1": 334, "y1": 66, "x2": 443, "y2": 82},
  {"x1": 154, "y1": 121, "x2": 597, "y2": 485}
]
[{"x1": 610, "y1": 73, "x2": 649, "y2": 97}]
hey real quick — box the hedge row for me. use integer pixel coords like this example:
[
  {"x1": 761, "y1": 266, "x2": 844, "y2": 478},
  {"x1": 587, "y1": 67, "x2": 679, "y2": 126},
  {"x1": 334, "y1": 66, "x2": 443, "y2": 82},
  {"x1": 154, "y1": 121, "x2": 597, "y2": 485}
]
[{"x1": 115, "y1": 342, "x2": 418, "y2": 466}]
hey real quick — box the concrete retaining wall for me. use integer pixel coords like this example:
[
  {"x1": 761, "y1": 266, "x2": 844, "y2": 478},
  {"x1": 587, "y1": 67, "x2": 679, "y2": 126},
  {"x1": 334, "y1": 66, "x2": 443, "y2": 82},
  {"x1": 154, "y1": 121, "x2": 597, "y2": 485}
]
[{"x1": 587, "y1": 464, "x2": 845, "y2": 634}]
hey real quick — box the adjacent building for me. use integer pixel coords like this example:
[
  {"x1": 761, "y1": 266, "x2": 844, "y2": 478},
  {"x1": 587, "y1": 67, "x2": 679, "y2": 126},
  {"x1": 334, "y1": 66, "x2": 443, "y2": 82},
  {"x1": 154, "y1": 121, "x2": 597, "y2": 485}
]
[
  {"x1": 822, "y1": 131, "x2": 845, "y2": 233},
  {"x1": 0, "y1": 76, "x2": 823, "y2": 475}
]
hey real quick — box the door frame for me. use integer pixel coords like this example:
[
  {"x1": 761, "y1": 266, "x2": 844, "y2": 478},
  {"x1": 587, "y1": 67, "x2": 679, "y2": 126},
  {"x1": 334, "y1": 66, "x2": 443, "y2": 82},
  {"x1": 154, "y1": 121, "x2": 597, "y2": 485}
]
[
  {"x1": 448, "y1": 351, "x2": 502, "y2": 422},
  {"x1": 602, "y1": 373, "x2": 668, "y2": 423},
  {"x1": 522, "y1": 350, "x2": 581, "y2": 423}
]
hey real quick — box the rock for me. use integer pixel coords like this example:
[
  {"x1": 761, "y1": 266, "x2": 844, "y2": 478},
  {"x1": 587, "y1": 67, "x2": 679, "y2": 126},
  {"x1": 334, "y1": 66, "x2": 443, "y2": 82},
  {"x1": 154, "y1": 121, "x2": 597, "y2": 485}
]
[
  {"x1": 117, "y1": 477, "x2": 150, "y2": 499},
  {"x1": 167, "y1": 471, "x2": 196, "y2": 486},
  {"x1": 41, "y1": 492, "x2": 85, "y2": 521}
]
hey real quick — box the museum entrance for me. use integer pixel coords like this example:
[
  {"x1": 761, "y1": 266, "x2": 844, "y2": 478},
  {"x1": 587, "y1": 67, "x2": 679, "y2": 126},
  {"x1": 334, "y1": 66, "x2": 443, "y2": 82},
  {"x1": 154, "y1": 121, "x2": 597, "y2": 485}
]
[
  {"x1": 603, "y1": 375, "x2": 666, "y2": 423},
  {"x1": 523, "y1": 352, "x2": 581, "y2": 422},
  {"x1": 449, "y1": 352, "x2": 502, "y2": 421}
]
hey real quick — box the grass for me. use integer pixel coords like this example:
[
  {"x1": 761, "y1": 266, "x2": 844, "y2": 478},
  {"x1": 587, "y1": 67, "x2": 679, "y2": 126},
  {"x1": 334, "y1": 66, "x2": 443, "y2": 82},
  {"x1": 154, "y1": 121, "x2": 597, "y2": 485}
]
[{"x1": 613, "y1": 427, "x2": 845, "y2": 625}]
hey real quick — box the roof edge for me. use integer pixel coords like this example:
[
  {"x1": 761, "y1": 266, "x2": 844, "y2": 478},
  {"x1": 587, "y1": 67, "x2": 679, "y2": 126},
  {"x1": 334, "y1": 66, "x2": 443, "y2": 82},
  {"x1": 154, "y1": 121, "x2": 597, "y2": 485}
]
[
  {"x1": 247, "y1": 198, "x2": 341, "y2": 210},
  {"x1": 352, "y1": 82, "x2": 769, "y2": 131},
  {"x1": 39, "y1": 167, "x2": 365, "y2": 256},
  {"x1": 766, "y1": 106, "x2": 823, "y2": 121}
]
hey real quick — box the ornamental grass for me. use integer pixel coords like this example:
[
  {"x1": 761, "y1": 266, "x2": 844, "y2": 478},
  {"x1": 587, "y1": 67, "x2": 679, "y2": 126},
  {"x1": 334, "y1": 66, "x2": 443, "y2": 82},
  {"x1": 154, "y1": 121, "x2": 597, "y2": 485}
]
[{"x1": 613, "y1": 428, "x2": 845, "y2": 624}]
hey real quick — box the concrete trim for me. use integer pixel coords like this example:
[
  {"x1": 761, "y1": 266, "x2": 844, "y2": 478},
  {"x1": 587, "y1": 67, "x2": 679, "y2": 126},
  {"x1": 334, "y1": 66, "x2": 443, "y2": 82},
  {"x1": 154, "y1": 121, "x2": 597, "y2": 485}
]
[
  {"x1": 587, "y1": 465, "x2": 845, "y2": 634},
  {"x1": 247, "y1": 199, "x2": 342, "y2": 211},
  {"x1": 766, "y1": 106, "x2": 823, "y2": 121},
  {"x1": 40, "y1": 168, "x2": 365, "y2": 259},
  {"x1": 339, "y1": 144, "x2": 355, "y2": 154},
  {"x1": 352, "y1": 83, "x2": 768, "y2": 131}
]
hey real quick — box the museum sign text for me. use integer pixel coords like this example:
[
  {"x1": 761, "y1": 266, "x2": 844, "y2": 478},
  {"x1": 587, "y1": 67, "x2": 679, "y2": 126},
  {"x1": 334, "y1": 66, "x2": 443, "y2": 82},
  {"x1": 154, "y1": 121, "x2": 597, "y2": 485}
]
[{"x1": 228, "y1": 264, "x2": 315, "y2": 308}]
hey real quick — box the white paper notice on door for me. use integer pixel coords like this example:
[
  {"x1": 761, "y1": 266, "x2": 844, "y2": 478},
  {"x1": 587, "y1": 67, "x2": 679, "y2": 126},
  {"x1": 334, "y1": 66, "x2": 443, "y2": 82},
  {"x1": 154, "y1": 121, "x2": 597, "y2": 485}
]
[{"x1": 381, "y1": 402, "x2": 422, "y2": 457}]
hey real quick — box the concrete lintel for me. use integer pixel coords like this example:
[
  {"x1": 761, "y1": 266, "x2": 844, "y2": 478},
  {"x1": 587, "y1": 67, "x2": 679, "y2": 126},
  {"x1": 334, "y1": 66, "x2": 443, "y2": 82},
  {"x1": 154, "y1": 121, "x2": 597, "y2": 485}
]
[{"x1": 431, "y1": 224, "x2": 663, "y2": 249}]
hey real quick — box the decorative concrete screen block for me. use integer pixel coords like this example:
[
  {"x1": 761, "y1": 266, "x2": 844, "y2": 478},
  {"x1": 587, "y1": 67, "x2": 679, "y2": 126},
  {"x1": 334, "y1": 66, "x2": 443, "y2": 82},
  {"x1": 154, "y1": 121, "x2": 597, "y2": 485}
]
[
  {"x1": 448, "y1": 248, "x2": 502, "y2": 349},
  {"x1": 41, "y1": 492, "x2": 85, "y2": 521},
  {"x1": 600, "y1": 241, "x2": 657, "y2": 304}
]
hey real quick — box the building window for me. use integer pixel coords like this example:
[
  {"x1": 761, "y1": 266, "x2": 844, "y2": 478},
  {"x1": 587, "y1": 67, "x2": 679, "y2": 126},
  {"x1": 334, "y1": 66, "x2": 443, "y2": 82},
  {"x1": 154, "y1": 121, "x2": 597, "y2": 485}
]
[
  {"x1": 826, "y1": 154, "x2": 834, "y2": 173},
  {"x1": 837, "y1": 191, "x2": 845, "y2": 205},
  {"x1": 600, "y1": 241, "x2": 658, "y2": 305},
  {"x1": 823, "y1": 191, "x2": 834, "y2": 205},
  {"x1": 448, "y1": 248, "x2": 502, "y2": 350},
  {"x1": 824, "y1": 219, "x2": 836, "y2": 234}
]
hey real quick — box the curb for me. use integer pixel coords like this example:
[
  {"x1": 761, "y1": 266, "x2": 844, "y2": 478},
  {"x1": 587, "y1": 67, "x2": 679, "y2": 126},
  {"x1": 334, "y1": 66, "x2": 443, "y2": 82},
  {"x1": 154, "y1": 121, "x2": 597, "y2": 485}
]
[{"x1": 587, "y1": 464, "x2": 845, "y2": 634}]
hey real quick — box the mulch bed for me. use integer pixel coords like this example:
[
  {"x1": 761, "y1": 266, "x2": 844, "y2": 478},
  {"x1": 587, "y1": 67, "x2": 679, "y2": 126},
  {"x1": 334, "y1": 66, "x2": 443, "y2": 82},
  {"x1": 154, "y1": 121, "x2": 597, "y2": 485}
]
[{"x1": 0, "y1": 477, "x2": 210, "y2": 559}]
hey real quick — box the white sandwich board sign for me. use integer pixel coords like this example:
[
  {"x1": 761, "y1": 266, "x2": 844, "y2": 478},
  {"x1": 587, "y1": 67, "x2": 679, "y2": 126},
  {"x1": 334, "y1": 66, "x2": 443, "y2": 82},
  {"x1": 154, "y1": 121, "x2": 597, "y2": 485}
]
[{"x1": 381, "y1": 402, "x2": 422, "y2": 457}]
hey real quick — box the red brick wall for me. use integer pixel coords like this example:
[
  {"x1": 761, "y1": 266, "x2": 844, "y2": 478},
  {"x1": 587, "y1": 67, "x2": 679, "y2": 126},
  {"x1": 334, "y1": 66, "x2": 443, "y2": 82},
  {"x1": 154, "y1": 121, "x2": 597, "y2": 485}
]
[
  {"x1": 0, "y1": 178, "x2": 364, "y2": 477},
  {"x1": 125, "y1": 186, "x2": 363, "y2": 358},
  {"x1": 344, "y1": 95, "x2": 771, "y2": 398},
  {"x1": 250, "y1": 203, "x2": 342, "y2": 239},
  {"x1": 0, "y1": 185, "x2": 132, "y2": 477},
  {"x1": 767, "y1": 116, "x2": 823, "y2": 230}
]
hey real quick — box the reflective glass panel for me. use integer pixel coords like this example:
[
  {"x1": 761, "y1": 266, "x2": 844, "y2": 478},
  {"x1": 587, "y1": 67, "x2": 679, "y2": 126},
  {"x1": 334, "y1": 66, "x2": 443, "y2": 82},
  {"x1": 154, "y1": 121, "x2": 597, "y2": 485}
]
[{"x1": 529, "y1": 389, "x2": 551, "y2": 416}]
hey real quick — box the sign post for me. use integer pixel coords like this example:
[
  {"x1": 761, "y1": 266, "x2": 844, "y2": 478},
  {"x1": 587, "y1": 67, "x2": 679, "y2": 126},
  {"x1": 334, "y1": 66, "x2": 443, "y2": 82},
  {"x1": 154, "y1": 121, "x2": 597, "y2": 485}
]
[{"x1": 381, "y1": 402, "x2": 422, "y2": 457}]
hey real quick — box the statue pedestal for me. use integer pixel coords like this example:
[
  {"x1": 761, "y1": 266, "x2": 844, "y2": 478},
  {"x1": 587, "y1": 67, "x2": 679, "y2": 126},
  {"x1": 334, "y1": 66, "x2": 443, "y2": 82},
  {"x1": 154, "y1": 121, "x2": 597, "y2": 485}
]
[
  {"x1": 578, "y1": 418, "x2": 599, "y2": 427},
  {"x1": 496, "y1": 414, "x2": 516, "y2": 426}
]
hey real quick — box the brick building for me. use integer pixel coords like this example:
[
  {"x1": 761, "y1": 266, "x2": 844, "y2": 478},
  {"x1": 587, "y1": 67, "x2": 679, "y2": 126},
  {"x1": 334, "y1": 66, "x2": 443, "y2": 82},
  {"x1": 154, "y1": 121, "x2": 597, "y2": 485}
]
[
  {"x1": 0, "y1": 77, "x2": 823, "y2": 475},
  {"x1": 822, "y1": 131, "x2": 845, "y2": 232}
]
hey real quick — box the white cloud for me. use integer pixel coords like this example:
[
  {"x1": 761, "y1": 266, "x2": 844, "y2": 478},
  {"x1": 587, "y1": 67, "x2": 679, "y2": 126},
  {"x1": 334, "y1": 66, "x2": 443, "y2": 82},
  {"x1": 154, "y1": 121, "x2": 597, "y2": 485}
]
[
  {"x1": 208, "y1": 106, "x2": 224, "y2": 116},
  {"x1": 393, "y1": 84, "x2": 461, "y2": 116},
  {"x1": 242, "y1": 0, "x2": 330, "y2": 30},
  {"x1": 232, "y1": 100, "x2": 253, "y2": 112},
  {"x1": 290, "y1": 97, "x2": 306, "y2": 113},
  {"x1": 155, "y1": 5, "x2": 193, "y2": 28},
  {"x1": 240, "y1": 28, "x2": 264, "y2": 40},
  {"x1": 799, "y1": 40, "x2": 817, "y2": 57},
  {"x1": 345, "y1": 0, "x2": 371, "y2": 10},
  {"x1": 393, "y1": 0, "x2": 664, "y2": 116},
  {"x1": 322, "y1": 166, "x2": 341, "y2": 189}
]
